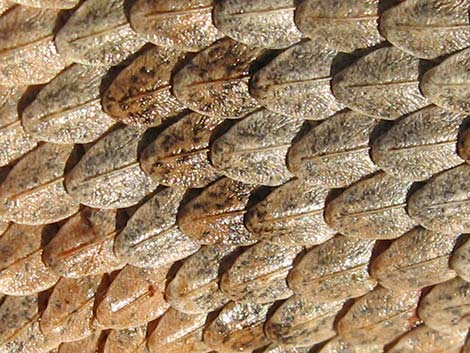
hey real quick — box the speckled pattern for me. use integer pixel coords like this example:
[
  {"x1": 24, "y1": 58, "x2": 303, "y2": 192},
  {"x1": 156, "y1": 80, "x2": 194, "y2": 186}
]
[
  {"x1": 245, "y1": 178, "x2": 335, "y2": 246},
  {"x1": 295, "y1": 0, "x2": 385, "y2": 52},
  {"x1": 130, "y1": 0, "x2": 222, "y2": 52},
  {"x1": 213, "y1": 0, "x2": 302, "y2": 49},
  {"x1": 421, "y1": 47, "x2": 470, "y2": 113},
  {"x1": 114, "y1": 187, "x2": 200, "y2": 268},
  {"x1": 371, "y1": 105, "x2": 464, "y2": 181},
  {"x1": 288, "y1": 236, "x2": 377, "y2": 302},
  {"x1": 103, "y1": 326, "x2": 147, "y2": 353},
  {"x1": 173, "y1": 38, "x2": 263, "y2": 118},
  {"x1": 140, "y1": 112, "x2": 223, "y2": 188},
  {"x1": 22, "y1": 64, "x2": 115, "y2": 144},
  {"x1": 451, "y1": 237, "x2": 470, "y2": 282},
  {"x1": 11, "y1": 0, "x2": 78, "y2": 8},
  {"x1": 55, "y1": 0, "x2": 146, "y2": 66},
  {"x1": 380, "y1": 0, "x2": 470, "y2": 59},
  {"x1": 211, "y1": 109, "x2": 303, "y2": 186},
  {"x1": 288, "y1": 110, "x2": 379, "y2": 188},
  {"x1": 250, "y1": 40, "x2": 344, "y2": 120},
  {"x1": 103, "y1": 46, "x2": 186, "y2": 127},
  {"x1": 326, "y1": 171, "x2": 416, "y2": 239}
]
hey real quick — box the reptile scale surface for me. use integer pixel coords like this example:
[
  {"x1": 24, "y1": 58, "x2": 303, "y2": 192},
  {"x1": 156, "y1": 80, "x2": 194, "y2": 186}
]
[{"x1": 0, "y1": 0, "x2": 469, "y2": 352}]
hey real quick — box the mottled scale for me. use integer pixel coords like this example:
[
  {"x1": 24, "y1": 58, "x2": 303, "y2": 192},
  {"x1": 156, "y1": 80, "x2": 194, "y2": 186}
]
[
  {"x1": 173, "y1": 38, "x2": 263, "y2": 118},
  {"x1": 288, "y1": 110, "x2": 379, "y2": 188},
  {"x1": 103, "y1": 326, "x2": 147, "y2": 353},
  {"x1": 337, "y1": 287, "x2": 421, "y2": 346},
  {"x1": 65, "y1": 126, "x2": 158, "y2": 209},
  {"x1": 318, "y1": 337, "x2": 384, "y2": 353},
  {"x1": 166, "y1": 244, "x2": 235, "y2": 314},
  {"x1": 380, "y1": 0, "x2": 470, "y2": 59},
  {"x1": 40, "y1": 276, "x2": 102, "y2": 342},
  {"x1": 203, "y1": 301, "x2": 272, "y2": 353},
  {"x1": 147, "y1": 308, "x2": 208, "y2": 353},
  {"x1": 325, "y1": 172, "x2": 416, "y2": 239},
  {"x1": 245, "y1": 178, "x2": 335, "y2": 246},
  {"x1": 260, "y1": 344, "x2": 313, "y2": 353},
  {"x1": 213, "y1": 0, "x2": 302, "y2": 49},
  {"x1": 332, "y1": 46, "x2": 429, "y2": 120},
  {"x1": 0, "y1": 223, "x2": 58, "y2": 295},
  {"x1": 0, "y1": 143, "x2": 79, "y2": 225},
  {"x1": 0, "y1": 86, "x2": 37, "y2": 167},
  {"x1": 211, "y1": 110, "x2": 303, "y2": 186},
  {"x1": 265, "y1": 295, "x2": 343, "y2": 347},
  {"x1": 221, "y1": 242, "x2": 302, "y2": 303},
  {"x1": 295, "y1": 0, "x2": 384, "y2": 52},
  {"x1": 102, "y1": 46, "x2": 186, "y2": 127},
  {"x1": 55, "y1": 0, "x2": 146, "y2": 66},
  {"x1": 408, "y1": 164, "x2": 470, "y2": 234},
  {"x1": 0, "y1": 294, "x2": 59, "y2": 353},
  {"x1": 387, "y1": 324, "x2": 467, "y2": 353},
  {"x1": 418, "y1": 277, "x2": 470, "y2": 333},
  {"x1": 178, "y1": 177, "x2": 257, "y2": 245},
  {"x1": 11, "y1": 0, "x2": 78, "y2": 8},
  {"x1": 451, "y1": 237, "x2": 470, "y2": 282},
  {"x1": 372, "y1": 106, "x2": 464, "y2": 181},
  {"x1": 57, "y1": 331, "x2": 104, "y2": 353},
  {"x1": 114, "y1": 187, "x2": 200, "y2": 268},
  {"x1": 130, "y1": 0, "x2": 222, "y2": 52},
  {"x1": 0, "y1": 5, "x2": 67, "y2": 86},
  {"x1": 95, "y1": 265, "x2": 170, "y2": 329},
  {"x1": 288, "y1": 236, "x2": 376, "y2": 301},
  {"x1": 140, "y1": 113, "x2": 223, "y2": 188},
  {"x1": 22, "y1": 64, "x2": 115, "y2": 144},
  {"x1": 42, "y1": 208, "x2": 125, "y2": 278},
  {"x1": 371, "y1": 227, "x2": 458, "y2": 291},
  {"x1": 421, "y1": 47, "x2": 470, "y2": 113},
  {"x1": 250, "y1": 40, "x2": 344, "y2": 120}
]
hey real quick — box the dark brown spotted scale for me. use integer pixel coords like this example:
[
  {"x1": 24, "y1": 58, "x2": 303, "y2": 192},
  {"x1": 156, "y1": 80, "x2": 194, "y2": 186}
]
[
  {"x1": 265, "y1": 295, "x2": 343, "y2": 347},
  {"x1": 103, "y1": 46, "x2": 186, "y2": 127},
  {"x1": 178, "y1": 177, "x2": 257, "y2": 245},
  {"x1": 0, "y1": 86, "x2": 37, "y2": 167},
  {"x1": 371, "y1": 106, "x2": 464, "y2": 181},
  {"x1": 260, "y1": 344, "x2": 312, "y2": 353},
  {"x1": 380, "y1": 0, "x2": 470, "y2": 60},
  {"x1": 130, "y1": 0, "x2": 222, "y2": 52},
  {"x1": 0, "y1": 5, "x2": 67, "y2": 86},
  {"x1": 295, "y1": 0, "x2": 385, "y2": 52},
  {"x1": 56, "y1": 331, "x2": 104, "y2": 353},
  {"x1": 40, "y1": 275, "x2": 102, "y2": 343},
  {"x1": 249, "y1": 40, "x2": 344, "y2": 120},
  {"x1": 0, "y1": 143, "x2": 80, "y2": 225},
  {"x1": 418, "y1": 277, "x2": 470, "y2": 333},
  {"x1": 166, "y1": 244, "x2": 234, "y2": 314},
  {"x1": 451, "y1": 238, "x2": 470, "y2": 282},
  {"x1": 337, "y1": 287, "x2": 421, "y2": 347},
  {"x1": 22, "y1": 64, "x2": 115, "y2": 144},
  {"x1": 211, "y1": 109, "x2": 303, "y2": 186},
  {"x1": 173, "y1": 38, "x2": 263, "y2": 118},
  {"x1": 288, "y1": 236, "x2": 377, "y2": 302},
  {"x1": 11, "y1": 0, "x2": 78, "y2": 8},
  {"x1": 65, "y1": 126, "x2": 158, "y2": 209},
  {"x1": 325, "y1": 171, "x2": 416, "y2": 239},
  {"x1": 203, "y1": 301, "x2": 272, "y2": 353},
  {"x1": 387, "y1": 324, "x2": 468, "y2": 353},
  {"x1": 332, "y1": 46, "x2": 429, "y2": 120},
  {"x1": 42, "y1": 208, "x2": 124, "y2": 278},
  {"x1": 95, "y1": 265, "x2": 170, "y2": 329},
  {"x1": 421, "y1": 47, "x2": 470, "y2": 113},
  {"x1": 54, "y1": 0, "x2": 146, "y2": 67},
  {"x1": 407, "y1": 163, "x2": 470, "y2": 234},
  {"x1": 140, "y1": 112, "x2": 223, "y2": 188},
  {"x1": 220, "y1": 242, "x2": 302, "y2": 304},
  {"x1": 114, "y1": 187, "x2": 200, "y2": 268},
  {"x1": 245, "y1": 178, "x2": 335, "y2": 246},
  {"x1": 287, "y1": 110, "x2": 380, "y2": 188},
  {"x1": 0, "y1": 223, "x2": 58, "y2": 295},
  {"x1": 0, "y1": 294, "x2": 59, "y2": 353},
  {"x1": 318, "y1": 337, "x2": 384, "y2": 353},
  {"x1": 147, "y1": 308, "x2": 208, "y2": 353},
  {"x1": 103, "y1": 326, "x2": 147, "y2": 353},
  {"x1": 371, "y1": 227, "x2": 458, "y2": 291},
  {"x1": 213, "y1": 0, "x2": 302, "y2": 49}
]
